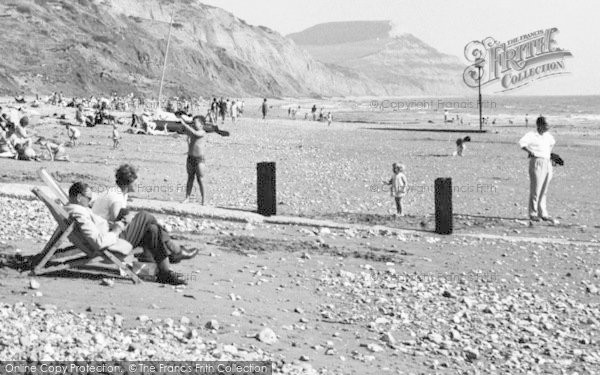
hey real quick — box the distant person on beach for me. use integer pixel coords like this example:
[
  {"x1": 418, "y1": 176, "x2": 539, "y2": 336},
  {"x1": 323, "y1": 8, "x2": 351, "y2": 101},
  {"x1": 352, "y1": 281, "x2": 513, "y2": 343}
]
[
  {"x1": 13, "y1": 116, "x2": 34, "y2": 149},
  {"x1": 230, "y1": 100, "x2": 238, "y2": 123},
  {"x1": 14, "y1": 143, "x2": 40, "y2": 161},
  {"x1": 311, "y1": 105, "x2": 317, "y2": 121},
  {"x1": 75, "y1": 104, "x2": 85, "y2": 126},
  {"x1": 0, "y1": 122, "x2": 16, "y2": 158},
  {"x1": 518, "y1": 116, "x2": 557, "y2": 224},
  {"x1": 112, "y1": 122, "x2": 120, "y2": 149},
  {"x1": 35, "y1": 137, "x2": 69, "y2": 162},
  {"x1": 66, "y1": 123, "x2": 80, "y2": 146},
  {"x1": 210, "y1": 98, "x2": 218, "y2": 123},
  {"x1": 219, "y1": 97, "x2": 227, "y2": 124},
  {"x1": 261, "y1": 98, "x2": 268, "y2": 120},
  {"x1": 525, "y1": 114, "x2": 529, "y2": 127},
  {"x1": 453, "y1": 136, "x2": 471, "y2": 157},
  {"x1": 383, "y1": 163, "x2": 407, "y2": 217},
  {"x1": 327, "y1": 112, "x2": 332, "y2": 126}
]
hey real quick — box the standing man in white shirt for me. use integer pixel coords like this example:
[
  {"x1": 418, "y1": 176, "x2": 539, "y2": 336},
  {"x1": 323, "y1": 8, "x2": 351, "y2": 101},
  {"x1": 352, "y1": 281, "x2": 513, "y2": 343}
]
[{"x1": 518, "y1": 116, "x2": 557, "y2": 223}]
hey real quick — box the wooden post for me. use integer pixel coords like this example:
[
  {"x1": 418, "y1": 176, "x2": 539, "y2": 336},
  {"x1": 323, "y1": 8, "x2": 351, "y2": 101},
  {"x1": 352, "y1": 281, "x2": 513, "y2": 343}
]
[
  {"x1": 435, "y1": 178, "x2": 453, "y2": 234},
  {"x1": 257, "y1": 162, "x2": 276, "y2": 216}
]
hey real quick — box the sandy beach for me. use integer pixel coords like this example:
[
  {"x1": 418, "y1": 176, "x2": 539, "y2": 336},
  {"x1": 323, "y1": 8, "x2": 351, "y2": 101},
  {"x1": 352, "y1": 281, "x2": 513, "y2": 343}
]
[{"x1": 1, "y1": 97, "x2": 599, "y2": 374}]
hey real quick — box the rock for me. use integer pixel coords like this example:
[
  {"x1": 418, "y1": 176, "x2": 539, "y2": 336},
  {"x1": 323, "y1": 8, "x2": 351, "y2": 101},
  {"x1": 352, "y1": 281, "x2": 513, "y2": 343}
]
[
  {"x1": 29, "y1": 279, "x2": 40, "y2": 290},
  {"x1": 180, "y1": 316, "x2": 190, "y2": 325},
  {"x1": 450, "y1": 330, "x2": 462, "y2": 341},
  {"x1": 93, "y1": 333, "x2": 107, "y2": 346},
  {"x1": 442, "y1": 290, "x2": 455, "y2": 298},
  {"x1": 299, "y1": 355, "x2": 310, "y2": 361},
  {"x1": 427, "y1": 332, "x2": 443, "y2": 345},
  {"x1": 464, "y1": 347, "x2": 479, "y2": 361},
  {"x1": 380, "y1": 332, "x2": 396, "y2": 345},
  {"x1": 205, "y1": 320, "x2": 220, "y2": 330},
  {"x1": 367, "y1": 343, "x2": 384, "y2": 352},
  {"x1": 257, "y1": 328, "x2": 278, "y2": 344},
  {"x1": 137, "y1": 315, "x2": 149, "y2": 323},
  {"x1": 586, "y1": 285, "x2": 599, "y2": 294},
  {"x1": 100, "y1": 278, "x2": 114, "y2": 287}
]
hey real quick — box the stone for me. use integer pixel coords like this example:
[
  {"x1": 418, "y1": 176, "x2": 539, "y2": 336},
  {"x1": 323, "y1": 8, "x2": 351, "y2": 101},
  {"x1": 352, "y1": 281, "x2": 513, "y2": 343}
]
[
  {"x1": 257, "y1": 328, "x2": 277, "y2": 344},
  {"x1": 367, "y1": 343, "x2": 385, "y2": 353},
  {"x1": 380, "y1": 332, "x2": 396, "y2": 345},
  {"x1": 205, "y1": 320, "x2": 220, "y2": 330},
  {"x1": 427, "y1": 332, "x2": 443, "y2": 345},
  {"x1": 464, "y1": 347, "x2": 479, "y2": 361},
  {"x1": 100, "y1": 278, "x2": 114, "y2": 287}
]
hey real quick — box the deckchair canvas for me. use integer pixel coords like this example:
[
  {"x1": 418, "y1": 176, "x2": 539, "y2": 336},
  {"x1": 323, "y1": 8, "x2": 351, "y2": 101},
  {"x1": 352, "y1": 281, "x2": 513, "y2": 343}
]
[{"x1": 30, "y1": 187, "x2": 141, "y2": 284}]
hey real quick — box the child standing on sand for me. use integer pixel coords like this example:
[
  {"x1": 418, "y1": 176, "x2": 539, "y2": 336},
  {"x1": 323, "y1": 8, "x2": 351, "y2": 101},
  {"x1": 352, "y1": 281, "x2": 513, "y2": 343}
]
[
  {"x1": 66, "y1": 123, "x2": 80, "y2": 146},
  {"x1": 383, "y1": 163, "x2": 408, "y2": 216},
  {"x1": 112, "y1": 122, "x2": 120, "y2": 149}
]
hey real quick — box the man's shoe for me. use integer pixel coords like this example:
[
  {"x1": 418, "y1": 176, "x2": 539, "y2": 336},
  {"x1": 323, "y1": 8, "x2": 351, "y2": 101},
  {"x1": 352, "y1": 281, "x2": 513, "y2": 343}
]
[
  {"x1": 156, "y1": 270, "x2": 187, "y2": 285},
  {"x1": 541, "y1": 217, "x2": 559, "y2": 225},
  {"x1": 529, "y1": 216, "x2": 541, "y2": 222},
  {"x1": 169, "y1": 247, "x2": 199, "y2": 264}
]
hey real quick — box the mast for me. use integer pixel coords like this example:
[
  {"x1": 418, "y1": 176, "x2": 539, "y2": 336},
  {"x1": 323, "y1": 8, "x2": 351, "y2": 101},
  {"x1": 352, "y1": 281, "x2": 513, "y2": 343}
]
[{"x1": 158, "y1": 7, "x2": 175, "y2": 110}]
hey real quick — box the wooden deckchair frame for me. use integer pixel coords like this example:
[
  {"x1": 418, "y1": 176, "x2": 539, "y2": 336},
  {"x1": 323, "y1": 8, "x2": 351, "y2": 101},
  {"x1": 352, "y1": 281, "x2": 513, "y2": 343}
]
[{"x1": 30, "y1": 185, "x2": 141, "y2": 284}]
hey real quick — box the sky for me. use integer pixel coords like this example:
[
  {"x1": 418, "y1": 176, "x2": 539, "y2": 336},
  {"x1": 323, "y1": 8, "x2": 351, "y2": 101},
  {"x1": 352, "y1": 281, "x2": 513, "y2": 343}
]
[{"x1": 201, "y1": 0, "x2": 600, "y2": 96}]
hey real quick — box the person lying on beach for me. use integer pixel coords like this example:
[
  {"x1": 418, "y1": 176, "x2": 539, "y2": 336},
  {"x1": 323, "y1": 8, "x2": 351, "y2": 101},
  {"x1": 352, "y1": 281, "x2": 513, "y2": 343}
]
[
  {"x1": 35, "y1": 137, "x2": 70, "y2": 161},
  {"x1": 66, "y1": 182, "x2": 187, "y2": 285}
]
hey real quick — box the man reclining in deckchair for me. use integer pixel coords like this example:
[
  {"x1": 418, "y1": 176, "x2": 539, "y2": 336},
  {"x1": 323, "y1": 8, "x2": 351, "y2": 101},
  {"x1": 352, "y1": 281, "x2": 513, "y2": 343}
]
[{"x1": 65, "y1": 182, "x2": 186, "y2": 285}]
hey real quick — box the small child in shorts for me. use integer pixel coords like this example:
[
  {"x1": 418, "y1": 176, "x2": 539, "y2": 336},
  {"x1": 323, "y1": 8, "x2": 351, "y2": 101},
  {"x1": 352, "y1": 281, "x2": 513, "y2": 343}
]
[
  {"x1": 383, "y1": 163, "x2": 408, "y2": 216},
  {"x1": 66, "y1": 123, "x2": 80, "y2": 146},
  {"x1": 112, "y1": 122, "x2": 120, "y2": 149}
]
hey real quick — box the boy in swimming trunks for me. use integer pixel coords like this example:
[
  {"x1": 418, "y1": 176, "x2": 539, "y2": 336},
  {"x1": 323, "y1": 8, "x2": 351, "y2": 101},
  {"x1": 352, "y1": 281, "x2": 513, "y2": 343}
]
[{"x1": 178, "y1": 115, "x2": 229, "y2": 205}]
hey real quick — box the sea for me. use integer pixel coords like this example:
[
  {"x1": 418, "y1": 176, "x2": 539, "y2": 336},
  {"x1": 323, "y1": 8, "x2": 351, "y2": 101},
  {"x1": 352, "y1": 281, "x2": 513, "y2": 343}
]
[{"x1": 328, "y1": 95, "x2": 600, "y2": 128}]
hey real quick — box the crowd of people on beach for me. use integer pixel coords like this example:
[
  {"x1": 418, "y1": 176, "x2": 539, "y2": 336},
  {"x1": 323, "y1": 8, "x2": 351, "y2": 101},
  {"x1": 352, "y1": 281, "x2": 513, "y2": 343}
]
[
  {"x1": 1, "y1": 91, "x2": 565, "y2": 284},
  {"x1": 286, "y1": 104, "x2": 333, "y2": 125}
]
